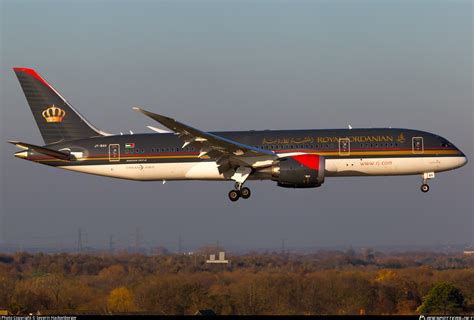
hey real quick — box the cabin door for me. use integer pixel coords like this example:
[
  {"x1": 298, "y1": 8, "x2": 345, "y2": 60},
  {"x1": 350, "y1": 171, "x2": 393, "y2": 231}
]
[
  {"x1": 339, "y1": 138, "x2": 350, "y2": 156},
  {"x1": 412, "y1": 137, "x2": 424, "y2": 154},
  {"x1": 109, "y1": 144, "x2": 120, "y2": 162}
]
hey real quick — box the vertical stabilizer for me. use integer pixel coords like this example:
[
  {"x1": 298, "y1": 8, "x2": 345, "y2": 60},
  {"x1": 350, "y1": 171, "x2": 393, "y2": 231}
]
[{"x1": 13, "y1": 68, "x2": 107, "y2": 144}]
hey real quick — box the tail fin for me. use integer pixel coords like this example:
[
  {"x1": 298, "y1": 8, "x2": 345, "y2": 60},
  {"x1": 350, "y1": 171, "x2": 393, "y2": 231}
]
[{"x1": 13, "y1": 67, "x2": 107, "y2": 144}]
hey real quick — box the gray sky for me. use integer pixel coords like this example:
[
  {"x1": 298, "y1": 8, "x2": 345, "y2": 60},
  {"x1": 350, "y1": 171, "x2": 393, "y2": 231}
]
[{"x1": 1, "y1": 0, "x2": 472, "y2": 251}]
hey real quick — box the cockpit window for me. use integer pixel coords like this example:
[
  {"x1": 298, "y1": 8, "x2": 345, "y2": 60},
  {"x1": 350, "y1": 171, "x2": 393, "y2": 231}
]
[{"x1": 436, "y1": 135, "x2": 453, "y2": 148}]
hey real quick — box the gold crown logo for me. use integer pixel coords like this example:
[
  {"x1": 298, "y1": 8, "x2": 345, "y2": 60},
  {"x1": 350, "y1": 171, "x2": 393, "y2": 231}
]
[
  {"x1": 397, "y1": 132, "x2": 405, "y2": 144},
  {"x1": 42, "y1": 105, "x2": 66, "y2": 123}
]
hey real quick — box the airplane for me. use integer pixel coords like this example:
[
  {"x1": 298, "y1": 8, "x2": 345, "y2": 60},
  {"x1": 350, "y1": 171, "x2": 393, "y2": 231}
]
[{"x1": 9, "y1": 68, "x2": 468, "y2": 201}]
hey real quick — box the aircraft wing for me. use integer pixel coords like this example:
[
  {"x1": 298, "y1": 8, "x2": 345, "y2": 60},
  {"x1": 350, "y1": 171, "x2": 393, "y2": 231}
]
[{"x1": 133, "y1": 107, "x2": 277, "y2": 175}]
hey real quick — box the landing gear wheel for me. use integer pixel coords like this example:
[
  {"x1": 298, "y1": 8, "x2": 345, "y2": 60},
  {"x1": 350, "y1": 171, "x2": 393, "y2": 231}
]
[
  {"x1": 228, "y1": 190, "x2": 241, "y2": 202},
  {"x1": 420, "y1": 184, "x2": 430, "y2": 193},
  {"x1": 240, "y1": 187, "x2": 251, "y2": 199}
]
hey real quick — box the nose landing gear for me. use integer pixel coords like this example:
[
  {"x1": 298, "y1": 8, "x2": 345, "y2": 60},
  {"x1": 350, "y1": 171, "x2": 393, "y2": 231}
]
[{"x1": 420, "y1": 172, "x2": 435, "y2": 193}]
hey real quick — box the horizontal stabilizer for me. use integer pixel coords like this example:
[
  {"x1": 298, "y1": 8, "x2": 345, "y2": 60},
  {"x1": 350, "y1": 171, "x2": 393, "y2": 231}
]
[{"x1": 8, "y1": 141, "x2": 72, "y2": 161}]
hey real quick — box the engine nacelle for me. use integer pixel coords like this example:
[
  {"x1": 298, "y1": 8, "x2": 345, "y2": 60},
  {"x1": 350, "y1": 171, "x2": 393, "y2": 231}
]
[{"x1": 272, "y1": 154, "x2": 325, "y2": 188}]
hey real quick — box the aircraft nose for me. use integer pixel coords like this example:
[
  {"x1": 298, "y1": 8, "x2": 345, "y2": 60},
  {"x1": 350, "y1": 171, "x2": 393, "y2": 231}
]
[
  {"x1": 461, "y1": 155, "x2": 468, "y2": 167},
  {"x1": 457, "y1": 149, "x2": 468, "y2": 167}
]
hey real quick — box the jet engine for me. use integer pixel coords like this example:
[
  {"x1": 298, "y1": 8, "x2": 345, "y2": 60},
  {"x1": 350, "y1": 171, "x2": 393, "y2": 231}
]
[{"x1": 271, "y1": 154, "x2": 325, "y2": 188}]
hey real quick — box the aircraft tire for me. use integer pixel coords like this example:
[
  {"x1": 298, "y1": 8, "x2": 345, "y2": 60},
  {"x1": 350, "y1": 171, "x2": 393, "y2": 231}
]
[
  {"x1": 229, "y1": 190, "x2": 240, "y2": 201},
  {"x1": 240, "y1": 187, "x2": 251, "y2": 199},
  {"x1": 420, "y1": 184, "x2": 430, "y2": 193}
]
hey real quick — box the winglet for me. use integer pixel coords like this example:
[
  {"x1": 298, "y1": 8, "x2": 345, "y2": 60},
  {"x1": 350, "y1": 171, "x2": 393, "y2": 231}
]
[{"x1": 132, "y1": 107, "x2": 179, "y2": 131}]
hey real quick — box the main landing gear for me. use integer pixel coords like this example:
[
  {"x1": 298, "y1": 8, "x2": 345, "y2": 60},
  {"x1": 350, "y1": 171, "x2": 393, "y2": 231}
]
[
  {"x1": 420, "y1": 172, "x2": 435, "y2": 193},
  {"x1": 228, "y1": 182, "x2": 251, "y2": 202},
  {"x1": 228, "y1": 167, "x2": 252, "y2": 202}
]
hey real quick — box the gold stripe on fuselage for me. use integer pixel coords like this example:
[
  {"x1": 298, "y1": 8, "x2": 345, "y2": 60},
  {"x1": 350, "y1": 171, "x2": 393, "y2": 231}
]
[{"x1": 33, "y1": 149, "x2": 461, "y2": 163}]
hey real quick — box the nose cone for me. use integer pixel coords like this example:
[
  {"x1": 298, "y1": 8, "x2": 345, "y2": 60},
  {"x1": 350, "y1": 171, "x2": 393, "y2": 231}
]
[
  {"x1": 14, "y1": 150, "x2": 28, "y2": 159},
  {"x1": 460, "y1": 155, "x2": 468, "y2": 167},
  {"x1": 456, "y1": 148, "x2": 468, "y2": 168}
]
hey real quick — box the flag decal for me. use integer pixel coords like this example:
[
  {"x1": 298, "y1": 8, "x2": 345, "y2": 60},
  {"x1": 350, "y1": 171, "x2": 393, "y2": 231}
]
[{"x1": 125, "y1": 143, "x2": 135, "y2": 149}]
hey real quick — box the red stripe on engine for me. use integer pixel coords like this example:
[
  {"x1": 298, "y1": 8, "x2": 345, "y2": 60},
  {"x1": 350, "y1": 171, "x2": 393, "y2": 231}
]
[{"x1": 291, "y1": 154, "x2": 320, "y2": 170}]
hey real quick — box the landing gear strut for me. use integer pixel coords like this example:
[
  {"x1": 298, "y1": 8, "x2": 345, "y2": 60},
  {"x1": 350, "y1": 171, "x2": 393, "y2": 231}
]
[
  {"x1": 228, "y1": 167, "x2": 252, "y2": 202},
  {"x1": 420, "y1": 172, "x2": 435, "y2": 193},
  {"x1": 228, "y1": 182, "x2": 251, "y2": 202}
]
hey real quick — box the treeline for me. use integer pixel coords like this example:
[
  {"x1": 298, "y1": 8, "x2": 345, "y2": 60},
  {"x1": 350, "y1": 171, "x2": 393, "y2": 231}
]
[{"x1": 0, "y1": 251, "x2": 472, "y2": 315}]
